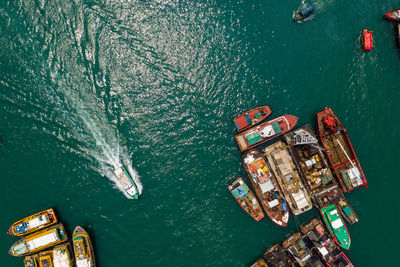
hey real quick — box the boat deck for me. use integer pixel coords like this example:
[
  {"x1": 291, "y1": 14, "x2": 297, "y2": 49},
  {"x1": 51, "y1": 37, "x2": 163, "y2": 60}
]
[
  {"x1": 314, "y1": 184, "x2": 344, "y2": 209},
  {"x1": 264, "y1": 244, "x2": 294, "y2": 267},
  {"x1": 233, "y1": 106, "x2": 270, "y2": 132}
]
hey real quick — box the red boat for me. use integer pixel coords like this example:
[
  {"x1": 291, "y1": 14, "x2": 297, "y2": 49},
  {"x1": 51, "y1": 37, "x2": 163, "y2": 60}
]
[
  {"x1": 361, "y1": 29, "x2": 373, "y2": 51},
  {"x1": 385, "y1": 8, "x2": 400, "y2": 22},
  {"x1": 232, "y1": 105, "x2": 272, "y2": 132},
  {"x1": 317, "y1": 108, "x2": 367, "y2": 192},
  {"x1": 235, "y1": 115, "x2": 298, "y2": 152}
]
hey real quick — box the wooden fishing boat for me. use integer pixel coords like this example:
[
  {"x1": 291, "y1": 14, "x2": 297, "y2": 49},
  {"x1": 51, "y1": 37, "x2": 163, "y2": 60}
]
[
  {"x1": 264, "y1": 244, "x2": 295, "y2": 267},
  {"x1": 228, "y1": 178, "x2": 265, "y2": 221},
  {"x1": 9, "y1": 223, "x2": 68, "y2": 257},
  {"x1": 282, "y1": 232, "x2": 324, "y2": 267},
  {"x1": 361, "y1": 29, "x2": 374, "y2": 51},
  {"x1": 294, "y1": 3, "x2": 315, "y2": 21},
  {"x1": 301, "y1": 218, "x2": 354, "y2": 267},
  {"x1": 320, "y1": 204, "x2": 351, "y2": 250},
  {"x1": 337, "y1": 200, "x2": 359, "y2": 225},
  {"x1": 24, "y1": 254, "x2": 39, "y2": 267},
  {"x1": 7, "y1": 208, "x2": 57, "y2": 236},
  {"x1": 317, "y1": 108, "x2": 367, "y2": 192},
  {"x1": 263, "y1": 141, "x2": 313, "y2": 215},
  {"x1": 73, "y1": 226, "x2": 95, "y2": 267},
  {"x1": 38, "y1": 250, "x2": 54, "y2": 267},
  {"x1": 385, "y1": 8, "x2": 400, "y2": 22},
  {"x1": 250, "y1": 258, "x2": 269, "y2": 267},
  {"x1": 232, "y1": 105, "x2": 272, "y2": 132},
  {"x1": 243, "y1": 149, "x2": 290, "y2": 227},
  {"x1": 284, "y1": 124, "x2": 337, "y2": 206},
  {"x1": 114, "y1": 165, "x2": 140, "y2": 199},
  {"x1": 235, "y1": 115, "x2": 298, "y2": 152}
]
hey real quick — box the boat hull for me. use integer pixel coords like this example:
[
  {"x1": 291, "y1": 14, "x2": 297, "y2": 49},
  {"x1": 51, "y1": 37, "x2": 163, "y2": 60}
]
[
  {"x1": 317, "y1": 108, "x2": 367, "y2": 192},
  {"x1": 385, "y1": 8, "x2": 400, "y2": 22},
  {"x1": 320, "y1": 204, "x2": 351, "y2": 250},
  {"x1": 232, "y1": 105, "x2": 272, "y2": 132},
  {"x1": 72, "y1": 226, "x2": 96, "y2": 267}
]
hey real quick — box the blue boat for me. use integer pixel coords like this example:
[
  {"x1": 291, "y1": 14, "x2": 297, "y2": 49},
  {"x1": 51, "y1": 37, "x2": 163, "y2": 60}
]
[{"x1": 295, "y1": 3, "x2": 315, "y2": 21}]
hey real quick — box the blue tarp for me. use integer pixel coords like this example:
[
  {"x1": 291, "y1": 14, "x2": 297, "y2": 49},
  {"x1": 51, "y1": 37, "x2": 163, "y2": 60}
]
[
  {"x1": 245, "y1": 114, "x2": 252, "y2": 124},
  {"x1": 300, "y1": 4, "x2": 315, "y2": 17}
]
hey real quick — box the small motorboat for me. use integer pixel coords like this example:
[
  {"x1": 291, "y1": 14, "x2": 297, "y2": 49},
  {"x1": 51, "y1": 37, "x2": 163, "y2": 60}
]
[
  {"x1": 361, "y1": 29, "x2": 374, "y2": 51},
  {"x1": 385, "y1": 8, "x2": 400, "y2": 22},
  {"x1": 294, "y1": 3, "x2": 315, "y2": 21},
  {"x1": 114, "y1": 165, "x2": 140, "y2": 199},
  {"x1": 232, "y1": 105, "x2": 272, "y2": 132}
]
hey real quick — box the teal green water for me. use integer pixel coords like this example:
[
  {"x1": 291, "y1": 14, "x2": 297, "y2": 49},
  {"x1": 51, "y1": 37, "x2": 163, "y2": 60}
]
[{"x1": 0, "y1": 0, "x2": 399, "y2": 266}]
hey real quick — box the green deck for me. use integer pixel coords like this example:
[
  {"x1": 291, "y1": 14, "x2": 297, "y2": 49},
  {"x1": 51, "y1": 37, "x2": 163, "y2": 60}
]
[{"x1": 321, "y1": 204, "x2": 351, "y2": 250}]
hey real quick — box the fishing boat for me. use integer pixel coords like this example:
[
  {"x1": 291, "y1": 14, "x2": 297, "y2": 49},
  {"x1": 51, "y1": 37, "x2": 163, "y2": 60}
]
[
  {"x1": 264, "y1": 244, "x2": 295, "y2": 267},
  {"x1": 385, "y1": 8, "x2": 400, "y2": 22},
  {"x1": 243, "y1": 149, "x2": 290, "y2": 227},
  {"x1": 284, "y1": 124, "x2": 337, "y2": 205},
  {"x1": 8, "y1": 208, "x2": 57, "y2": 236},
  {"x1": 301, "y1": 218, "x2": 354, "y2": 267},
  {"x1": 294, "y1": 3, "x2": 315, "y2": 21},
  {"x1": 282, "y1": 232, "x2": 324, "y2": 267},
  {"x1": 263, "y1": 141, "x2": 313, "y2": 215},
  {"x1": 232, "y1": 105, "x2": 272, "y2": 132},
  {"x1": 337, "y1": 200, "x2": 359, "y2": 225},
  {"x1": 228, "y1": 178, "x2": 265, "y2": 221},
  {"x1": 396, "y1": 24, "x2": 400, "y2": 48},
  {"x1": 73, "y1": 226, "x2": 95, "y2": 267},
  {"x1": 314, "y1": 184, "x2": 344, "y2": 209},
  {"x1": 24, "y1": 254, "x2": 39, "y2": 267},
  {"x1": 38, "y1": 250, "x2": 54, "y2": 267},
  {"x1": 320, "y1": 204, "x2": 351, "y2": 250},
  {"x1": 9, "y1": 223, "x2": 68, "y2": 257},
  {"x1": 250, "y1": 258, "x2": 269, "y2": 267},
  {"x1": 361, "y1": 29, "x2": 373, "y2": 51},
  {"x1": 317, "y1": 108, "x2": 367, "y2": 192},
  {"x1": 114, "y1": 165, "x2": 140, "y2": 199},
  {"x1": 235, "y1": 115, "x2": 298, "y2": 152}
]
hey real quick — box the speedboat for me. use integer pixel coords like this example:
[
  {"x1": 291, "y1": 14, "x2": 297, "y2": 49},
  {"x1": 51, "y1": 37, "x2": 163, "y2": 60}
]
[
  {"x1": 294, "y1": 3, "x2": 315, "y2": 21},
  {"x1": 385, "y1": 8, "x2": 400, "y2": 22},
  {"x1": 361, "y1": 29, "x2": 374, "y2": 51},
  {"x1": 114, "y1": 165, "x2": 140, "y2": 199}
]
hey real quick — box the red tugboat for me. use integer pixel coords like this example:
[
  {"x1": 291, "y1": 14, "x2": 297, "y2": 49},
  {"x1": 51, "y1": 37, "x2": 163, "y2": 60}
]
[
  {"x1": 235, "y1": 115, "x2": 298, "y2": 152},
  {"x1": 361, "y1": 29, "x2": 373, "y2": 51},
  {"x1": 317, "y1": 108, "x2": 367, "y2": 192},
  {"x1": 385, "y1": 8, "x2": 400, "y2": 22},
  {"x1": 232, "y1": 105, "x2": 272, "y2": 132}
]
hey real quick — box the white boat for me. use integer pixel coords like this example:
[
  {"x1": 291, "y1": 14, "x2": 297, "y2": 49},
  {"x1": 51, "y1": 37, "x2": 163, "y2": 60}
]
[{"x1": 114, "y1": 165, "x2": 140, "y2": 199}]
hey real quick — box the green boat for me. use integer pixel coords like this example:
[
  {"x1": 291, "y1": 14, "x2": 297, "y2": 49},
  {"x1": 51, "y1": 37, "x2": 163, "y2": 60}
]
[
  {"x1": 114, "y1": 165, "x2": 140, "y2": 199},
  {"x1": 320, "y1": 204, "x2": 351, "y2": 250}
]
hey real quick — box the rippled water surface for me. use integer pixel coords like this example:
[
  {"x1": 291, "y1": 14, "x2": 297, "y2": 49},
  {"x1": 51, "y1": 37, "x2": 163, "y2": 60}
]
[{"x1": 1, "y1": 0, "x2": 399, "y2": 266}]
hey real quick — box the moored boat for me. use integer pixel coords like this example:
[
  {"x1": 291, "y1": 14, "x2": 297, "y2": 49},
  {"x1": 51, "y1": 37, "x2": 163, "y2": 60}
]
[
  {"x1": 361, "y1": 29, "x2": 374, "y2": 51},
  {"x1": 73, "y1": 226, "x2": 95, "y2": 267},
  {"x1": 264, "y1": 244, "x2": 295, "y2": 267},
  {"x1": 9, "y1": 223, "x2": 68, "y2": 257},
  {"x1": 320, "y1": 204, "x2": 351, "y2": 250},
  {"x1": 317, "y1": 108, "x2": 367, "y2": 192},
  {"x1": 263, "y1": 141, "x2": 313, "y2": 215},
  {"x1": 24, "y1": 254, "x2": 39, "y2": 267},
  {"x1": 243, "y1": 149, "x2": 289, "y2": 227},
  {"x1": 38, "y1": 250, "x2": 54, "y2": 267},
  {"x1": 52, "y1": 243, "x2": 73, "y2": 267},
  {"x1": 228, "y1": 178, "x2": 265, "y2": 221},
  {"x1": 385, "y1": 8, "x2": 400, "y2": 22},
  {"x1": 396, "y1": 24, "x2": 400, "y2": 48},
  {"x1": 114, "y1": 165, "x2": 140, "y2": 199},
  {"x1": 337, "y1": 200, "x2": 359, "y2": 225},
  {"x1": 233, "y1": 105, "x2": 272, "y2": 132},
  {"x1": 8, "y1": 208, "x2": 57, "y2": 236},
  {"x1": 250, "y1": 258, "x2": 269, "y2": 267},
  {"x1": 282, "y1": 232, "x2": 324, "y2": 267},
  {"x1": 235, "y1": 115, "x2": 298, "y2": 152},
  {"x1": 284, "y1": 124, "x2": 337, "y2": 205},
  {"x1": 300, "y1": 218, "x2": 354, "y2": 267},
  {"x1": 294, "y1": 3, "x2": 315, "y2": 21}
]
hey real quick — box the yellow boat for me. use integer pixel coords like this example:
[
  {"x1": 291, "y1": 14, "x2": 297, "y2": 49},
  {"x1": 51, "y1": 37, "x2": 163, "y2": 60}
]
[
  {"x1": 24, "y1": 254, "x2": 39, "y2": 267},
  {"x1": 73, "y1": 226, "x2": 96, "y2": 267},
  {"x1": 8, "y1": 208, "x2": 57, "y2": 236},
  {"x1": 38, "y1": 250, "x2": 53, "y2": 267},
  {"x1": 9, "y1": 223, "x2": 68, "y2": 257}
]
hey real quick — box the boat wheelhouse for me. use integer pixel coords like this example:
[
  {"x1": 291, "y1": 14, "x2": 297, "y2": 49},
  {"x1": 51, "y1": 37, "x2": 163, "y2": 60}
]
[
  {"x1": 243, "y1": 149, "x2": 290, "y2": 227},
  {"x1": 284, "y1": 125, "x2": 337, "y2": 205},
  {"x1": 264, "y1": 244, "x2": 295, "y2": 267},
  {"x1": 8, "y1": 208, "x2": 57, "y2": 236},
  {"x1": 235, "y1": 115, "x2": 298, "y2": 152},
  {"x1": 228, "y1": 178, "x2": 265, "y2": 221},
  {"x1": 73, "y1": 226, "x2": 95, "y2": 267},
  {"x1": 263, "y1": 141, "x2": 313, "y2": 215},
  {"x1": 233, "y1": 105, "x2": 272, "y2": 132},
  {"x1": 321, "y1": 204, "x2": 351, "y2": 250},
  {"x1": 9, "y1": 224, "x2": 68, "y2": 257},
  {"x1": 317, "y1": 108, "x2": 367, "y2": 192},
  {"x1": 385, "y1": 8, "x2": 400, "y2": 22},
  {"x1": 114, "y1": 165, "x2": 140, "y2": 199}
]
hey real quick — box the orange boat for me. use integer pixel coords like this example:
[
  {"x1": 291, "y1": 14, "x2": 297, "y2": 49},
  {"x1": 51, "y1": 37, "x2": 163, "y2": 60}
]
[
  {"x1": 235, "y1": 115, "x2": 298, "y2": 152},
  {"x1": 361, "y1": 29, "x2": 373, "y2": 51},
  {"x1": 317, "y1": 108, "x2": 367, "y2": 192},
  {"x1": 232, "y1": 105, "x2": 272, "y2": 132}
]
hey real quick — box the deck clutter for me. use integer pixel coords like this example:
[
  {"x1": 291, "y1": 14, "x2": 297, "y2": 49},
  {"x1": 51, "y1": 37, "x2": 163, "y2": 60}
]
[
  {"x1": 6, "y1": 208, "x2": 95, "y2": 267},
  {"x1": 228, "y1": 106, "x2": 367, "y2": 266}
]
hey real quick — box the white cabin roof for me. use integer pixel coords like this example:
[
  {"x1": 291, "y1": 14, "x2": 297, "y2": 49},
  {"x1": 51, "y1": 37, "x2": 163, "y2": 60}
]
[{"x1": 27, "y1": 231, "x2": 59, "y2": 250}]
